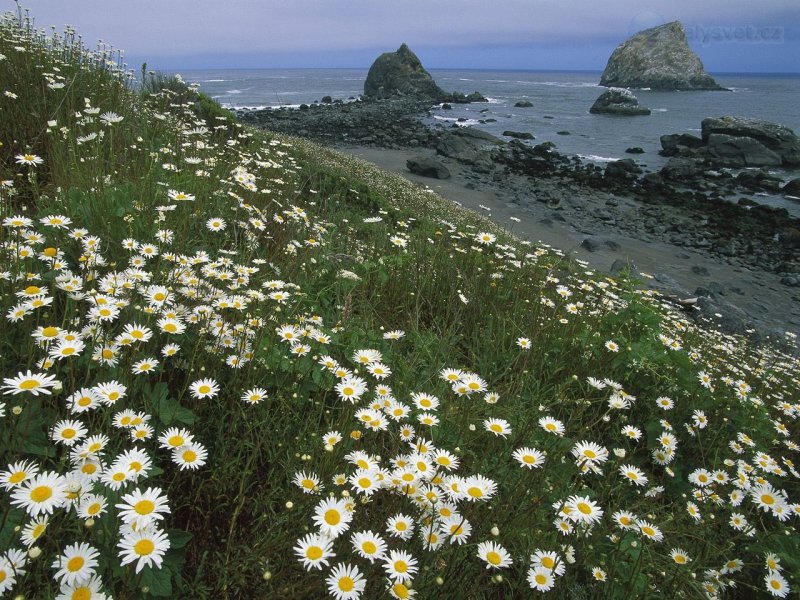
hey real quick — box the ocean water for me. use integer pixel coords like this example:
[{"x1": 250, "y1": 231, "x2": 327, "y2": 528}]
[{"x1": 182, "y1": 68, "x2": 800, "y2": 214}]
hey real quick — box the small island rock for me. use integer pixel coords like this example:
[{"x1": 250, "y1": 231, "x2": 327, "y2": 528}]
[
  {"x1": 600, "y1": 21, "x2": 724, "y2": 90},
  {"x1": 590, "y1": 88, "x2": 651, "y2": 116},
  {"x1": 364, "y1": 43, "x2": 446, "y2": 99}
]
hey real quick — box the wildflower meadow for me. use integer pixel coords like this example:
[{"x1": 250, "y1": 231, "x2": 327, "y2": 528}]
[{"x1": 0, "y1": 8, "x2": 798, "y2": 599}]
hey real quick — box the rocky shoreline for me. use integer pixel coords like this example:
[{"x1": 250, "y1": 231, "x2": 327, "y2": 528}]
[{"x1": 238, "y1": 96, "x2": 800, "y2": 342}]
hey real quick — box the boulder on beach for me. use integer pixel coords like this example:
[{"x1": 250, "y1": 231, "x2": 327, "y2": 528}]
[
  {"x1": 514, "y1": 100, "x2": 533, "y2": 108},
  {"x1": 406, "y1": 156, "x2": 451, "y2": 179},
  {"x1": 589, "y1": 88, "x2": 651, "y2": 116},
  {"x1": 364, "y1": 43, "x2": 446, "y2": 99},
  {"x1": 599, "y1": 21, "x2": 724, "y2": 90},
  {"x1": 436, "y1": 127, "x2": 503, "y2": 165}
]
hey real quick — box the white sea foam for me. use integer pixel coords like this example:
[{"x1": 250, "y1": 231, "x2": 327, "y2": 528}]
[
  {"x1": 652, "y1": 108, "x2": 668, "y2": 112},
  {"x1": 578, "y1": 154, "x2": 620, "y2": 162},
  {"x1": 202, "y1": 79, "x2": 228, "y2": 82},
  {"x1": 225, "y1": 89, "x2": 243, "y2": 94}
]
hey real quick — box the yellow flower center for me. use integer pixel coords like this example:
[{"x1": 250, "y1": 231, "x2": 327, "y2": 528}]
[
  {"x1": 72, "y1": 588, "x2": 91, "y2": 600},
  {"x1": 42, "y1": 326, "x2": 59, "y2": 337},
  {"x1": 24, "y1": 285, "x2": 41, "y2": 295},
  {"x1": 182, "y1": 450, "x2": 197, "y2": 462},
  {"x1": 112, "y1": 472, "x2": 126, "y2": 482},
  {"x1": 392, "y1": 583, "x2": 409, "y2": 599},
  {"x1": 487, "y1": 551, "x2": 502, "y2": 565},
  {"x1": 358, "y1": 477, "x2": 371, "y2": 489},
  {"x1": 306, "y1": 546, "x2": 323, "y2": 560},
  {"x1": 642, "y1": 526, "x2": 655, "y2": 536},
  {"x1": 362, "y1": 541, "x2": 377, "y2": 554},
  {"x1": 20, "y1": 379, "x2": 40, "y2": 390},
  {"x1": 134, "y1": 499, "x2": 155, "y2": 515},
  {"x1": 394, "y1": 560, "x2": 408, "y2": 573},
  {"x1": 61, "y1": 428, "x2": 76, "y2": 439},
  {"x1": 577, "y1": 502, "x2": 592, "y2": 515},
  {"x1": 9, "y1": 471, "x2": 26, "y2": 484},
  {"x1": 67, "y1": 556, "x2": 85, "y2": 572},
  {"x1": 761, "y1": 494, "x2": 775, "y2": 505},
  {"x1": 30, "y1": 485, "x2": 52, "y2": 503},
  {"x1": 583, "y1": 450, "x2": 597, "y2": 459},
  {"x1": 134, "y1": 539, "x2": 155, "y2": 556},
  {"x1": 467, "y1": 487, "x2": 483, "y2": 498},
  {"x1": 87, "y1": 503, "x2": 101, "y2": 515},
  {"x1": 324, "y1": 509, "x2": 340, "y2": 526},
  {"x1": 169, "y1": 435, "x2": 184, "y2": 447},
  {"x1": 535, "y1": 574, "x2": 547, "y2": 585},
  {"x1": 338, "y1": 577, "x2": 354, "y2": 592}
]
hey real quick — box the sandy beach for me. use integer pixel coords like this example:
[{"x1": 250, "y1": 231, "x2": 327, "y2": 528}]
[{"x1": 335, "y1": 143, "x2": 800, "y2": 337}]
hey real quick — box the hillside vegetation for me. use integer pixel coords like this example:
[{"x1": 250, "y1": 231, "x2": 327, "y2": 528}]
[{"x1": 0, "y1": 10, "x2": 797, "y2": 600}]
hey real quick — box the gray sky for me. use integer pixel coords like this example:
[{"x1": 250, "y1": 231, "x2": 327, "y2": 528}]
[{"x1": 16, "y1": 0, "x2": 800, "y2": 72}]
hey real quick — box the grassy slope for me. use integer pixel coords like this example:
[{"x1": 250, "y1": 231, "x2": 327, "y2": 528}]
[{"x1": 0, "y1": 13, "x2": 798, "y2": 600}]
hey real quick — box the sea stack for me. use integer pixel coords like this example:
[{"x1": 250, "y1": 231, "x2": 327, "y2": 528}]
[
  {"x1": 364, "y1": 43, "x2": 446, "y2": 99},
  {"x1": 590, "y1": 88, "x2": 651, "y2": 116},
  {"x1": 600, "y1": 21, "x2": 725, "y2": 91}
]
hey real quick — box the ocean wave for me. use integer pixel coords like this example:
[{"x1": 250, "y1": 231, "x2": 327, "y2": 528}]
[
  {"x1": 225, "y1": 89, "x2": 243, "y2": 94},
  {"x1": 652, "y1": 108, "x2": 668, "y2": 112},
  {"x1": 201, "y1": 79, "x2": 228, "y2": 82},
  {"x1": 578, "y1": 154, "x2": 619, "y2": 162}
]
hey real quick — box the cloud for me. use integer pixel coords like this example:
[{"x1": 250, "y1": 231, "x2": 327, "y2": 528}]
[{"x1": 19, "y1": 0, "x2": 800, "y2": 69}]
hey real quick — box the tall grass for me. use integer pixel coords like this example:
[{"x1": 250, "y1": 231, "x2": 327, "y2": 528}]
[{"x1": 0, "y1": 8, "x2": 798, "y2": 600}]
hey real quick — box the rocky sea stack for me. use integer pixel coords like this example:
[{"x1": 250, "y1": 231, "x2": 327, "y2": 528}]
[
  {"x1": 364, "y1": 43, "x2": 447, "y2": 99},
  {"x1": 590, "y1": 88, "x2": 651, "y2": 116},
  {"x1": 600, "y1": 21, "x2": 725, "y2": 91}
]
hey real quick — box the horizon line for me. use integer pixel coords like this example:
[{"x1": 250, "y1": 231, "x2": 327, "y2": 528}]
[{"x1": 165, "y1": 66, "x2": 800, "y2": 76}]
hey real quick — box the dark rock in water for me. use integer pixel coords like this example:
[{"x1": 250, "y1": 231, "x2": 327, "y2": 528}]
[
  {"x1": 600, "y1": 21, "x2": 725, "y2": 90},
  {"x1": 503, "y1": 130, "x2": 534, "y2": 140},
  {"x1": 406, "y1": 156, "x2": 451, "y2": 179},
  {"x1": 736, "y1": 170, "x2": 783, "y2": 192},
  {"x1": 557, "y1": 131, "x2": 571, "y2": 136},
  {"x1": 660, "y1": 133, "x2": 704, "y2": 156},
  {"x1": 783, "y1": 178, "x2": 800, "y2": 197},
  {"x1": 514, "y1": 100, "x2": 533, "y2": 108},
  {"x1": 691, "y1": 265, "x2": 710, "y2": 276},
  {"x1": 706, "y1": 134, "x2": 782, "y2": 167},
  {"x1": 701, "y1": 117, "x2": 800, "y2": 166},
  {"x1": 364, "y1": 43, "x2": 446, "y2": 99},
  {"x1": 605, "y1": 159, "x2": 642, "y2": 180},
  {"x1": 625, "y1": 147, "x2": 645, "y2": 154},
  {"x1": 450, "y1": 91, "x2": 489, "y2": 103},
  {"x1": 660, "y1": 157, "x2": 705, "y2": 179},
  {"x1": 590, "y1": 88, "x2": 651, "y2": 116},
  {"x1": 321, "y1": 96, "x2": 333, "y2": 104},
  {"x1": 441, "y1": 103, "x2": 452, "y2": 110},
  {"x1": 299, "y1": 104, "x2": 309, "y2": 111}
]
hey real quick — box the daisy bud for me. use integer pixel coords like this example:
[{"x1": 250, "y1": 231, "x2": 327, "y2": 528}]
[
  {"x1": 491, "y1": 526, "x2": 500, "y2": 536},
  {"x1": 12, "y1": 406, "x2": 22, "y2": 415},
  {"x1": 28, "y1": 547, "x2": 42, "y2": 559},
  {"x1": 436, "y1": 577, "x2": 444, "y2": 585},
  {"x1": 85, "y1": 518, "x2": 95, "y2": 528},
  {"x1": 263, "y1": 571, "x2": 272, "y2": 580},
  {"x1": 285, "y1": 502, "x2": 293, "y2": 509}
]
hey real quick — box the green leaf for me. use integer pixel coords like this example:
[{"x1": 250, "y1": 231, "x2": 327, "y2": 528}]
[
  {"x1": 157, "y1": 396, "x2": 196, "y2": 426},
  {"x1": 140, "y1": 565, "x2": 172, "y2": 597},
  {"x1": 168, "y1": 529, "x2": 193, "y2": 550}
]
